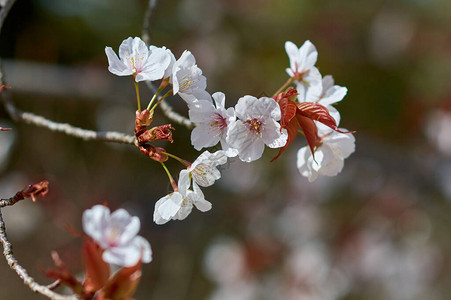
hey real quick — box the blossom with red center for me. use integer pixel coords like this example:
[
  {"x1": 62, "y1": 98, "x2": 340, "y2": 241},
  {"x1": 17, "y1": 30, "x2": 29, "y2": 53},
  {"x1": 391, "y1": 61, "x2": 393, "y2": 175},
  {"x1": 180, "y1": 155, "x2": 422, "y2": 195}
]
[
  {"x1": 285, "y1": 40, "x2": 323, "y2": 102},
  {"x1": 226, "y1": 95, "x2": 288, "y2": 162},
  {"x1": 189, "y1": 92, "x2": 238, "y2": 156}
]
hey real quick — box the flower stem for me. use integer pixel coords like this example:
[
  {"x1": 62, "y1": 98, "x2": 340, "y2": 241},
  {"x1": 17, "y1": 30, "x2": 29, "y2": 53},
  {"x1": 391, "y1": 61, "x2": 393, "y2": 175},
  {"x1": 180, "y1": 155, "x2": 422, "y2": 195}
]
[
  {"x1": 160, "y1": 162, "x2": 178, "y2": 191},
  {"x1": 146, "y1": 79, "x2": 169, "y2": 111},
  {"x1": 273, "y1": 77, "x2": 295, "y2": 98},
  {"x1": 161, "y1": 151, "x2": 190, "y2": 167},
  {"x1": 148, "y1": 89, "x2": 173, "y2": 116},
  {"x1": 134, "y1": 81, "x2": 141, "y2": 112}
]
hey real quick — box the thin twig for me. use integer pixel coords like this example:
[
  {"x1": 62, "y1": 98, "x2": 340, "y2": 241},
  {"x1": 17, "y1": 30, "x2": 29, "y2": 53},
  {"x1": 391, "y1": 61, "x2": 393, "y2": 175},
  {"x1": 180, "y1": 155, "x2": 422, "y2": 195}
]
[
  {"x1": 0, "y1": 205, "x2": 78, "y2": 299},
  {"x1": 0, "y1": 0, "x2": 16, "y2": 33},
  {"x1": 0, "y1": 84, "x2": 136, "y2": 145},
  {"x1": 141, "y1": 0, "x2": 158, "y2": 45},
  {"x1": 10, "y1": 101, "x2": 135, "y2": 144},
  {"x1": 141, "y1": 0, "x2": 193, "y2": 129}
]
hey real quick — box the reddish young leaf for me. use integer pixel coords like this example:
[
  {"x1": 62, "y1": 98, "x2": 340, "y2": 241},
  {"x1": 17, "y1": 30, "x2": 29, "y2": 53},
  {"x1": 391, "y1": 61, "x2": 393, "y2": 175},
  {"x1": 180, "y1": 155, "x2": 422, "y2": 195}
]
[
  {"x1": 97, "y1": 261, "x2": 142, "y2": 300},
  {"x1": 83, "y1": 238, "x2": 110, "y2": 294},
  {"x1": 270, "y1": 116, "x2": 299, "y2": 162},
  {"x1": 297, "y1": 102, "x2": 339, "y2": 131},
  {"x1": 296, "y1": 114, "x2": 318, "y2": 155},
  {"x1": 45, "y1": 251, "x2": 84, "y2": 296},
  {"x1": 273, "y1": 87, "x2": 298, "y2": 129},
  {"x1": 0, "y1": 85, "x2": 10, "y2": 92}
]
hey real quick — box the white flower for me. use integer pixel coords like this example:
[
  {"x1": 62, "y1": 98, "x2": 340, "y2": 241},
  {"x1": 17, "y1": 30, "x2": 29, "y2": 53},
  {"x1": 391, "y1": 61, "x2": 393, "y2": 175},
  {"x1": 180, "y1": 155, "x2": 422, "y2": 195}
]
[
  {"x1": 153, "y1": 170, "x2": 212, "y2": 225},
  {"x1": 189, "y1": 92, "x2": 238, "y2": 156},
  {"x1": 172, "y1": 50, "x2": 212, "y2": 106},
  {"x1": 188, "y1": 150, "x2": 228, "y2": 187},
  {"x1": 226, "y1": 96, "x2": 288, "y2": 162},
  {"x1": 82, "y1": 205, "x2": 152, "y2": 267},
  {"x1": 150, "y1": 45, "x2": 175, "y2": 81},
  {"x1": 297, "y1": 129, "x2": 355, "y2": 182},
  {"x1": 285, "y1": 40, "x2": 323, "y2": 102},
  {"x1": 105, "y1": 37, "x2": 171, "y2": 82}
]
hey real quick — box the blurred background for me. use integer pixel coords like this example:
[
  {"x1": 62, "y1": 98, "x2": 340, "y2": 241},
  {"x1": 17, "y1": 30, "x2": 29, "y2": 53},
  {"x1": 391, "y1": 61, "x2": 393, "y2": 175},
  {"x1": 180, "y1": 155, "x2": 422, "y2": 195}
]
[{"x1": 0, "y1": 0, "x2": 450, "y2": 299}]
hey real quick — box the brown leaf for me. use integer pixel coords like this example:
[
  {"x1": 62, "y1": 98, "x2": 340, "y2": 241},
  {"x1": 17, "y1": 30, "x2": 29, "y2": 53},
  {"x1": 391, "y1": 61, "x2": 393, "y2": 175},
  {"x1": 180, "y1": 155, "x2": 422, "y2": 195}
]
[
  {"x1": 97, "y1": 261, "x2": 142, "y2": 300},
  {"x1": 83, "y1": 238, "x2": 110, "y2": 294},
  {"x1": 297, "y1": 102, "x2": 339, "y2": 131},
  {"x1": 297, "y1": 115, "x2": 318, "y2": 155}
]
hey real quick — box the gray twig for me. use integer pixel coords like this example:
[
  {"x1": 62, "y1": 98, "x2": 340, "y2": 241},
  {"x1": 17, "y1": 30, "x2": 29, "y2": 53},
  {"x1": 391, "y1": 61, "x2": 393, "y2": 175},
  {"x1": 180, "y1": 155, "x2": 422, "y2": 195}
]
[
  {"x1": 141, "y1": 0, "x2": 194, "y2": 129},
  {"x1": 0, "y1": 197, "x2": 78, "y2": 300}
]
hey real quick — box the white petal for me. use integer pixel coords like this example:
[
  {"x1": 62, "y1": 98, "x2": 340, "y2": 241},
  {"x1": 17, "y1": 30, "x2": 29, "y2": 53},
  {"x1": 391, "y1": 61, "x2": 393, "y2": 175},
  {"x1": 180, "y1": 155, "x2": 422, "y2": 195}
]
[
  {"x1": 188, "y1": 100, "x2": 216, "y2": 123},
  {"x1": 296, "y1": 147, "x2": 318, "y2": 182},
  {"x1": 82, "y1": 205, "x2": 110, "y2": 245},
  {"x1": 119, "y1": 37, "x2": 148, "y2": 71},
  {"x1": 110, "y1": 209, "x2": 141, "y2": 245},
  {"x1": 135, "y1": 46, "x2": 171, "y2": 82},
  {"x1": 262, "y1": 122, "x2": 288, "y2": 149},
  {"x1": 285, "y1": 41, "x2": 301, "y2": 74},
  {"x1": 235, "y1": 96, "x2": 281, "y2": 121},
  {"x1": 302, "y1": 67, "x2": 323, "y2": 102},
  {"x1": 212, "y1": 92, "x2": 226, "y2": 109},
  {"x1": 325, "y1": 130, "x2": 356, "y2": 159},
  {"x1": 191, "y1": 183, "x2": 212, "y2": 212},
  {"x1": 191, "y1": 125, "x2": 221, "y2": 150},
  {"x1": 105, "y1": 47, "x2": 133, "y2": 76},
  {"x1": 154, "y1": 192, "x2": 183, "y2": 224},
  {"x1": 298, "y1": 40, "x2": 318, "y2": 70},
  {"x1": 178, "y1": 169, "x2": 191, "y2": 194}
]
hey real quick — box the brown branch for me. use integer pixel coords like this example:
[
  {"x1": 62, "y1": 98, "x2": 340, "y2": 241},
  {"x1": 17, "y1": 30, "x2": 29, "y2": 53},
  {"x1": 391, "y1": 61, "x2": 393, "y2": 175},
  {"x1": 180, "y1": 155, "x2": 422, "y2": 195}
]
[{"x1": 0, "y1": 197, "x2": 78, "y2": 299}]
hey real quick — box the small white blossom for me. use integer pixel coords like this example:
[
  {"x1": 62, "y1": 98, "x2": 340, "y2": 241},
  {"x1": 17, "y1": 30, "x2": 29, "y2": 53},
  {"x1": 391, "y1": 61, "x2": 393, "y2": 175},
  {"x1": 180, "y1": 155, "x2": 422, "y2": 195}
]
[
  {"x1": 82, "y1": 205, "x2": 152, "y2": 267},
  {"x1": 189, "y1": 92, "x2": 238, "y2": 156},
  {"x1": 226, "y1": 96, "x2": 288, "y2": 162},
  {"x1": 285, "y1": 40, "x2": 323, "y2": 102},
  {"x1": 188, "y1": 150, "x2": 228, "y2": 187},
  {"x1": 153, "y1": 170, "x2": 211, "y2": 225},
  {"x1": 105, "y1": 37, "x2": 171, "y2": 82},
  {"x1": 172, "y1": 50, "x2": 212, "y2": 106},
  {"x1": 297, "y1": 129, "x2": 355, "y2": 182}
]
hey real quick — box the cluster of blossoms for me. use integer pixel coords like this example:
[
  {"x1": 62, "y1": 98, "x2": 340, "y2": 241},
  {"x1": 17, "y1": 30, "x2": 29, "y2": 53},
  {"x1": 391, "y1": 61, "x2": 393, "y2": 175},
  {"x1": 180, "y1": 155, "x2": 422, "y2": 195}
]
[{"x1": 104, "y1": 37, "x2": 355, "y2": 225}]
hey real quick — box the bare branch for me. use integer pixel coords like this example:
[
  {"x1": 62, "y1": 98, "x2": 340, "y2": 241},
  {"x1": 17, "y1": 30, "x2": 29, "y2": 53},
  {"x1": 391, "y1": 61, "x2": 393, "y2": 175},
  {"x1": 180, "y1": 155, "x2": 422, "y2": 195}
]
[
  {"x1": 145, "y1": 81, "x2": 193, "y2": 129},
  {"x1": 141, "y1": 0, "x2": 193, "y2": 129},
  {"x1": 0, "y1": 87, "x2": 136, "y2": 145},
  {"x1": 0, "y1": 0, "x2": 16, "y2": 33},
  {"x1": 0, "y1": 203, "x2": 78, "y2": 299},
  {"x1": 141, "y1": 0, "x2": 158, "y2": 45}
]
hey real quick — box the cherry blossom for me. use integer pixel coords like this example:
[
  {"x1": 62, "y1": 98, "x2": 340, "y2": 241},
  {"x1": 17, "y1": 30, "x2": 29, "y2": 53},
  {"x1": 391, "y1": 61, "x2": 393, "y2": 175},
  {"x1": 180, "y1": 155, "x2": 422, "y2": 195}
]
[
  {"x1": 297, "y1": 128, "x2": 355, "y2": 182},
  {"x1": 105, "y1": 37, "x2": 171, "y2": 82},
  {"x1": 189, "y1": 92, "x2": 238, "y2": 156},
  {"x1": 285, "y1": 40, "x2": 323, "y2": 102},
  {"x1": 82, "y1": 205, "x2": 152, "y2": 267},
  {"x1": 187, "y1": 150, "x2": 228, "y2": 187},
  {"x1": 226, "y1": 96, "x2": 288, "y2": 162},
  {"x1": 153, "y1": 169, "x2": 212, "y2": 225},
  {"x1": 172, "y1": 50, "x2": 212, "y2": 106}
]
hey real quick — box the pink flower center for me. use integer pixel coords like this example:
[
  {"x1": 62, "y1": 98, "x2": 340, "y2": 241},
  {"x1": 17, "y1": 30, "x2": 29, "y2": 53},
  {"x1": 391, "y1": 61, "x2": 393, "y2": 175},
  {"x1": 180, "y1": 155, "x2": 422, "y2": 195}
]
[
  {"x1": 246, "y1": 118, "x2": 263, "y2": 136},
  {"x1": 210, "y1": 113, "x2": 227, "y2": 131}
]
